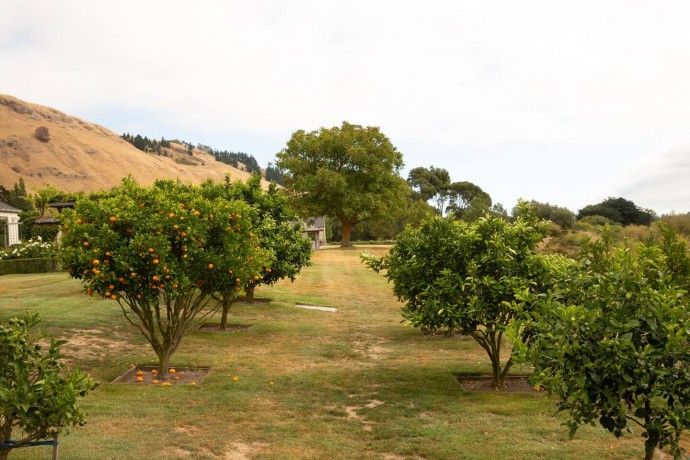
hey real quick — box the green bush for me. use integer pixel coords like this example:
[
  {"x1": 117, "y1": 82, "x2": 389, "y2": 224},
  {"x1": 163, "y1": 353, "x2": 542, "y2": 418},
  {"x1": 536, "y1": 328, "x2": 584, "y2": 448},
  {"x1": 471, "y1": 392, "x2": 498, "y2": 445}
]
[
  {"x1": 31, "y1": 224, "x2": 60, "y2": 242},
  {"x1": 0, "y1": 258, "x2": 56, "y2": 276}
]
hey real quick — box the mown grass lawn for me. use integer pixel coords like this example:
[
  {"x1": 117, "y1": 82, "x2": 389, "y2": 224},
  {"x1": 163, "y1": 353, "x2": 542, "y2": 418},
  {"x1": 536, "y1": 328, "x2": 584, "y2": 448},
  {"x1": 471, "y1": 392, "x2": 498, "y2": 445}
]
[{"x1": 0, "y1": 247, "x2": 674, "y2": 459}]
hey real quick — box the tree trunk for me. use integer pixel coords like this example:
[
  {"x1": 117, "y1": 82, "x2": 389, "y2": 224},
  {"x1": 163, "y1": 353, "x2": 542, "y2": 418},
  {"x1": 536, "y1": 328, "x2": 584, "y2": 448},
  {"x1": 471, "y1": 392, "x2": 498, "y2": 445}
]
[
  {"x1": 341, "y1": 218, "x2": 353, "y2": 247},
  {"x1": 245, "y1": 284, "x2": 256, "y2": 303},
  {"x1": 0, "y1": 448, "x2": 11, "y2": 460},
  {"x1": 219, "y1": 297, "x2": 232, "y2": 330},
  {"x1": 644, "y1": 400, "x2": 658, "y2": 460},
  {"x1": 157, "y1": 349, "x2": 171, "y2": 381}
]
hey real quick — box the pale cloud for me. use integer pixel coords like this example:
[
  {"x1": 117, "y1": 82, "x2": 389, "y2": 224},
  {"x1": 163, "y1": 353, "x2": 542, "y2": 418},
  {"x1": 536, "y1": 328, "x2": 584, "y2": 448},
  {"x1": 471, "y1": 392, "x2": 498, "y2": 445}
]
[{"x1": 2, "y1": 0, "x2": 690, "y2": 214}]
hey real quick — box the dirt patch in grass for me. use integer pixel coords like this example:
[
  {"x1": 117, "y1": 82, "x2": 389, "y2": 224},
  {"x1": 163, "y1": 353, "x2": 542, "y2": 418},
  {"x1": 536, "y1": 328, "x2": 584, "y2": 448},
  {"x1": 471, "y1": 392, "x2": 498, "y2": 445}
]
[
  {"x1": 199, "y1": 323, "x2": 253, "y2": 332},
  {"x1": 236, "y1": 297, "x2": 271, "y2": 304},
  {"x1": 57, "y1": 328, "x2": 146, "y2": 361},
  {"x1": 111, "y1": 365, "x2": 210, "y2": 386},
  {"x1": 455, "y1": 374, "x2": 544, "y2": 393}
]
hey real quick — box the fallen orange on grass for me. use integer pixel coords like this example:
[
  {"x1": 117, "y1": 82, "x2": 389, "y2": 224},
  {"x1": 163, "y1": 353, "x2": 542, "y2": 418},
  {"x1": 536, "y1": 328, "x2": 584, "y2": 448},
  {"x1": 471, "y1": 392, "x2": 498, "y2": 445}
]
[
  {"x1": 232, "y1": 376, "x2": 239, "y2": 382},
  {"x1": 136, "y1": 371, "x2": 144, "y2": 376},
  {"x1": 136, "y1": 377, "x2": 143, "y2": 382}
]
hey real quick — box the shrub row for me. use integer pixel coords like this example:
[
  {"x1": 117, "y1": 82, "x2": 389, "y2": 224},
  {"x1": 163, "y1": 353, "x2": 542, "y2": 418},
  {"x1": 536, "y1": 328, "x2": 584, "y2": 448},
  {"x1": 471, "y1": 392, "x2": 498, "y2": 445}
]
[{"x1": 0, "y1": 258, "x2": 57, "y2": 276}]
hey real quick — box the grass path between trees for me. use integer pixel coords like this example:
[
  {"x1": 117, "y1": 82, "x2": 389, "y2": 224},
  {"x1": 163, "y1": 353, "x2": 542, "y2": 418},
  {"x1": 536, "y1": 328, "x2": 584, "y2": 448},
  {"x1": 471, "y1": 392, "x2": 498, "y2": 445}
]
[{"x1": 0, "y1": 248, "x2": 675, "y2": 459}]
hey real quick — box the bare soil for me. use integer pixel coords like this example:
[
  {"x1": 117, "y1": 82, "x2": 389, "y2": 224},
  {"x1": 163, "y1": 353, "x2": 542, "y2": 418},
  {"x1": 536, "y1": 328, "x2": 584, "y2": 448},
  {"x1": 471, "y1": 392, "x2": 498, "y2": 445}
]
[
  {"x1": 111, "y1": 365, "x2": 210, "y2": 386},
  {"x1": 455, "y1": 374, "x2": 543, "y2": 393},
  {"x1": 198, "y1": 323, "x2": 253, "y2": 332}
]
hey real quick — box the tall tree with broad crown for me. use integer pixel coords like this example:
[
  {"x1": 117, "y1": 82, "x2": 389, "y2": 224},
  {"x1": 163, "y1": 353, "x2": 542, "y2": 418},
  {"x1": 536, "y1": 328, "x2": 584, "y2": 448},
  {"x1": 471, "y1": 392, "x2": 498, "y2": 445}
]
[{"x1": 276, "y1": 121, "x2": 407, "y2": 247}]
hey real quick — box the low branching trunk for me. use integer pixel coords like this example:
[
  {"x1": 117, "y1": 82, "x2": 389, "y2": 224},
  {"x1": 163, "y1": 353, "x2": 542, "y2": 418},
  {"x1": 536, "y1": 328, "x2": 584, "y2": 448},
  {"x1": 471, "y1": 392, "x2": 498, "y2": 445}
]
[
  {"x1": 245, "y1": 283, "x2": 256, "y2": 303},
  {"x1": 470, "y1": 328, "x2": 513, "y2": 389},
  {"x1": 644, "y1": 400, "x2": 659, "y2": 460},
  {"x1": 0, "y1": 425, "x2": 11, "y2": 460},
  {"x1": 117, "y1": 289, "x2": 220, "y2": 380},
  {"x1": 219, "y1": 297, "x2": 233, "y2": 330}
]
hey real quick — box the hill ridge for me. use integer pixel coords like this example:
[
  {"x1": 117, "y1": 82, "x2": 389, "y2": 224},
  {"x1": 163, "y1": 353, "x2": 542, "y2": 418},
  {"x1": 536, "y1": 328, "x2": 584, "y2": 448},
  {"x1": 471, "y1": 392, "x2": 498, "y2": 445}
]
[{"x1": 0, "y1": 94, "x2": 258, "y2": 194}]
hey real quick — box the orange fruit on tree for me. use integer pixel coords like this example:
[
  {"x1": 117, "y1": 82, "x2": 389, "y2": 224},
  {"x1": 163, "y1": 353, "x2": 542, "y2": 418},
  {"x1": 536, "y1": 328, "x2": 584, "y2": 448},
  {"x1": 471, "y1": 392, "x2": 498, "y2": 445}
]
[
  {"x1": 148, "y1": 248, "x2": 155, "y2": 254},
  {"x1": 109, "y1": 284, "x2": 115, "y2": 290},
  {"x1": 109, "y1": 216, "x2": 116, "y2": 223},
  {"x1": 93, "y1": 259, "x2": 100, "y2": 266},
  {"x1": 110, "y1": 294, "x2": 117, "y2": 300},
  {"x1": 105, "y1": 251, "x2": 111, "y2": 257},
  {"x1": 168, "y1": 213, "x2": 175, "y2": 219},
  {"x1": 104, "y1": 291, "x2": 111, "y2": 297},
  {"x1": 208, "y1": 263, "x2": 214, "y2": 269},
  {"x1": 153, "y1": 259, "x2": 159, "y2": 265}
]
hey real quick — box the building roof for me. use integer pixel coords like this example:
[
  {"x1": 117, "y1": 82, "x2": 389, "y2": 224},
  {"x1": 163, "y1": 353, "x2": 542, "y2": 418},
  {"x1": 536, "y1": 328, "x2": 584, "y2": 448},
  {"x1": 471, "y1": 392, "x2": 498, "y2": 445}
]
[
  {"x1": 48, "y1": 201, "x2": 76, "y2": 208},
  {"x1": 0, "y1": 201, "x2": 21, "y2": 213},
  {"x1": 35, "y1": 216, "x2": 62, "y2": 225}
]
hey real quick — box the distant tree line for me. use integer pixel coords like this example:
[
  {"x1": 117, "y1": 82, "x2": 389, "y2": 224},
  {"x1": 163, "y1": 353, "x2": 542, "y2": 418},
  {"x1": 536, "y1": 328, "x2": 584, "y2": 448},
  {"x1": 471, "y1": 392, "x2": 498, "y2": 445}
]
[
  {"x1": 211, "y1": 149, "x2": 261, "y2": 173},
  {"x1": 121, "y1": 133, "x2": 171, "y2": 154},
  {"x1": 264, "y1": 163, "x2": 284, "y2": 185}
]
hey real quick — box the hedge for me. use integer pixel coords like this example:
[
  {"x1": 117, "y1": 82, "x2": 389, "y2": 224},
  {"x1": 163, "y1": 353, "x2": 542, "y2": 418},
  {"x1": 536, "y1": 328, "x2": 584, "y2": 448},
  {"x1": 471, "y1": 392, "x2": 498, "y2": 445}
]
[{"x1": 0, "y1": 258, "x2": 57, "y2": 276}]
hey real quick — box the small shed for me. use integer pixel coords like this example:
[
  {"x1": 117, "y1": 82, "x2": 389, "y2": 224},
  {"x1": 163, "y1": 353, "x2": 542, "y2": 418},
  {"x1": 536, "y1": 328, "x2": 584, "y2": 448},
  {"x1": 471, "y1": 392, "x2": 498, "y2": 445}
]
[
  {"x1": 0, "y1": 201, "x2": 22, "y2": 247},
  {"x1": 303, "y1": 216, "x2": 327, "y2": 250}
]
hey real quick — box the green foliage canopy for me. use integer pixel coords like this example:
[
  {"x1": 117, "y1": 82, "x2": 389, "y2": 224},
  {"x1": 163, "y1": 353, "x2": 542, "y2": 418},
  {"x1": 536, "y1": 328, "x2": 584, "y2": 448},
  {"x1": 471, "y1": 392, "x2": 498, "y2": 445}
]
[{"x1": 578, "y1": 197, "x2": 655, "y2": 226}]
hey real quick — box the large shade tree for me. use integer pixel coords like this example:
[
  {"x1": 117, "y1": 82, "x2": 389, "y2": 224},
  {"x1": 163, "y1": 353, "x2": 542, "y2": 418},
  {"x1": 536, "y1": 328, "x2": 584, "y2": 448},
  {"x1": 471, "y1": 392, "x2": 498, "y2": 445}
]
[
  {"x1": 276, "y1": 121, "x2": 407, "y2": 247},
  {"x1": 60, "y1": 178, "x2": 268, "y2": 379}
]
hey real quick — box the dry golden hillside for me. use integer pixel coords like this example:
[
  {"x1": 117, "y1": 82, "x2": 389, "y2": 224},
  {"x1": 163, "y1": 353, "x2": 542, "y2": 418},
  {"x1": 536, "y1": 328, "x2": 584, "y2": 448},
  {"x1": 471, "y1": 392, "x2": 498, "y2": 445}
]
[{"x1": 0, "y1": 94, "x2": 260, "y2": 194}]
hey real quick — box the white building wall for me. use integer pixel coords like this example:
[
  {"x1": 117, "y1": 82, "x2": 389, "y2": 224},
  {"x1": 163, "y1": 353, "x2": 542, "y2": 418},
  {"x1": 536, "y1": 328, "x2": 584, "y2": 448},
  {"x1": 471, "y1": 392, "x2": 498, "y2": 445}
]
[{"x1": 0, "y1": 211, "x2": 21, "y2": 246}]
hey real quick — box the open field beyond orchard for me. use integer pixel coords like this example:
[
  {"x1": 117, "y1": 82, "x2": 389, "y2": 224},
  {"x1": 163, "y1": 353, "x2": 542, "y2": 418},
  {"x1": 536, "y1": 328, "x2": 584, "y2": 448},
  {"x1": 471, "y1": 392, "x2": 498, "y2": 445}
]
[{"x1": 0, "y1": 248, "x2": 676, "y2": 459}]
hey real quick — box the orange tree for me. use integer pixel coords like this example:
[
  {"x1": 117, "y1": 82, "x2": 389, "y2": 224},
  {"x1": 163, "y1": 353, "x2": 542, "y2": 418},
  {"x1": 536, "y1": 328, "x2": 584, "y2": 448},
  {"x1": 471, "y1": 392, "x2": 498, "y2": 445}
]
[
  {"x1": 200, "y1": 174, "x2": 312, "y2": 328},
  {"x1": 512, "y1": 229, "x2": 690, "y2": 460},
  {"x1": 362, "y1": 203, "x2": 551, "y2": 389},
  {"x1": 0, "y1": 313, "x2": 96, "y2": 460},
  {"x1": 59, "y1": 178, "x2": 268, "y2": 380}
]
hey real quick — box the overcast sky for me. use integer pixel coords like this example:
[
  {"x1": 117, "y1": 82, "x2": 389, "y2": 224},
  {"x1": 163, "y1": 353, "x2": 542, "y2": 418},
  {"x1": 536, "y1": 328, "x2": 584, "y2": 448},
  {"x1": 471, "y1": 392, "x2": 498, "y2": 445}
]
[{"x1": 3, "y1": 1, "x2": 690, "y2": 215}]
